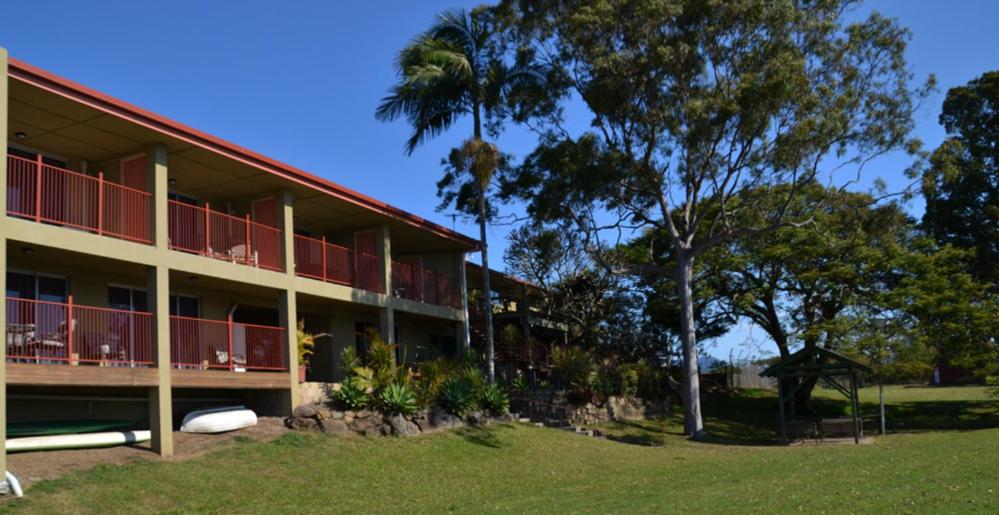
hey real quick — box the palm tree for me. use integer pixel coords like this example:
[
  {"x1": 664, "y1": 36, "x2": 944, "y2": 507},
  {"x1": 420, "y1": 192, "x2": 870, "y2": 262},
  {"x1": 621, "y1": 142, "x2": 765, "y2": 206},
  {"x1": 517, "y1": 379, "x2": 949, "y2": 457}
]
[{"x1": 377, "y1": 8, "x2": 544, "y2": 383}]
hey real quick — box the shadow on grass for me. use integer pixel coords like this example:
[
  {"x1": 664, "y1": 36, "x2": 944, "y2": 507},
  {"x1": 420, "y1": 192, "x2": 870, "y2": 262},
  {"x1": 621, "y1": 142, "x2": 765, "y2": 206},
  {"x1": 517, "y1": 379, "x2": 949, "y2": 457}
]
[{"x1": 452, "y1": 425, "x2": 507, "y2": 449}]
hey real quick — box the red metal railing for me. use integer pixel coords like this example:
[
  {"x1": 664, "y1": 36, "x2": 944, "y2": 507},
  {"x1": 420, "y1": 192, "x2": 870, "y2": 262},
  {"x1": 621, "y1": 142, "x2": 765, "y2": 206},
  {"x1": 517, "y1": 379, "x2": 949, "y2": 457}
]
[
  {"x1": 293, "y1": 234, "x2": 354, "y2": 286},
  {"x1": 169, "y1": 315, "x2": 286, "y2": 371},
  {"x1": 293, "y1": 234, "x2": 384, "y2": 293},
  {"x1": 391, "y1": 262, "x2": 461, "y2": 308},
  {"x1": 6, "y1": 155, "x2": 152, "y2": 243},
  {"x1": 5, "y1": 296, "x2": 153, "y2": 366},
  {"x1": 168, "y1": 200, "x2": 282, "y2": 272}
]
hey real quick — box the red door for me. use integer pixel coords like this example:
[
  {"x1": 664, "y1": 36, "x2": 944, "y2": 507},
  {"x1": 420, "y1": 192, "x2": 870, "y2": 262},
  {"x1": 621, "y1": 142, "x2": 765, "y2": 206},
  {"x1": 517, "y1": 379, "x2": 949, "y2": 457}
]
[
  {"x1": 122, "y1": 156, "x2": 147, "y2": 191},
  {"x1": 354, "y1": 230, "x2": 381, "y2": 291},
  {"x1": 251, "y1": 197, "x2": 277, "y2": 227}
]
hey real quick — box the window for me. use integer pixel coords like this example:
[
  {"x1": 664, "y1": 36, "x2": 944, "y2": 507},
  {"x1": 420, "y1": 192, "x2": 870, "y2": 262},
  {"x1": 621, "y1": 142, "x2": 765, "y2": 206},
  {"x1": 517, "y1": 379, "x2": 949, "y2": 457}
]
[
  {"x1": 108, "y1": 286, "x2": 147, "y2": 312},
  {"x1": 6, "y1": 271, "x2": 67, "y2": 302},
  {"x1": 170, "y1": 295, "x2": 200, "y2": 318},
  {"x1": 168, "y1": 192, "x2": 199, "y2": 206}
]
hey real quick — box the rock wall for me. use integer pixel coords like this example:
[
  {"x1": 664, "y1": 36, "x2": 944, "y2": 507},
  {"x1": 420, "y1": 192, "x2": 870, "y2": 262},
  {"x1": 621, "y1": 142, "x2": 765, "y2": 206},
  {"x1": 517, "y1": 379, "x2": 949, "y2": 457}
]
[
  {"x1": 286, "y1": 403, "x2": 510, "y2": 437},
  {"x1": 513, "y1": 393, "x2": 670, "y2": 427}
]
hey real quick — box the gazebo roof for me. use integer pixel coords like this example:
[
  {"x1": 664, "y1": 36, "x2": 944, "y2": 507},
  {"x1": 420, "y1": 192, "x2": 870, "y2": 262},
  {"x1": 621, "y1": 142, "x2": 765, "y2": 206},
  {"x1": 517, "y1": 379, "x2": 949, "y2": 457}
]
[{"x1": 760, "y1": 346, "x2": 872, "y2": 378}]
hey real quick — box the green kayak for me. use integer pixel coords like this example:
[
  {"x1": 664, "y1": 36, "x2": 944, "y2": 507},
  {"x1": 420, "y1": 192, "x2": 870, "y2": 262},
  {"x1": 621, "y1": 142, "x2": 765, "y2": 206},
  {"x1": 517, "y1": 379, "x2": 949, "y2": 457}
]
[{"x1": 7, "y1": 420, "x2": 134, "y2": 438}]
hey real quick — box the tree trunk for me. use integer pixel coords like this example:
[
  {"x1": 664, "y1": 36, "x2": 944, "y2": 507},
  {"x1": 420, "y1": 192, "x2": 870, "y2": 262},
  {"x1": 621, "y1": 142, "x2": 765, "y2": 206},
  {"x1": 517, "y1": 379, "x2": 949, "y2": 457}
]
[
  {"x1": 471, "y1": 106, "x2": 495, "y2": 384},
  {"x1": 676, "y1": 251, "x2": 704, "y2": 437}
]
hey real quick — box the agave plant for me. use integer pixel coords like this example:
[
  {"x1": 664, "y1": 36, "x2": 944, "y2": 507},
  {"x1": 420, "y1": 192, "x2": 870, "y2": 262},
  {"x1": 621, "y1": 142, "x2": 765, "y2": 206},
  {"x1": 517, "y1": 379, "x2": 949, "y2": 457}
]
[
  {"x1": 480, "y1": 383, "x2": 509, "y2": 415},
  {"x1": 332, "y1": 378, "x2": 369, "y2": 410},
  {"x1": 438, "y1": 378, "x2": 477, "y2": 416},
  {"x1": 380, "y1": 383, "x2": 418, "y2": 415}
]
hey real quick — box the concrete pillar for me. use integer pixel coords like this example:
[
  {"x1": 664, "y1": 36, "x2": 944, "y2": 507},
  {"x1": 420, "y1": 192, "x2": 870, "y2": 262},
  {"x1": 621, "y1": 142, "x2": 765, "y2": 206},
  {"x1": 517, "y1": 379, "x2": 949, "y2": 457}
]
[
  {"x1": 277, "y1": 189, "x2": 295, "y2": 275},
  {"x1": 147, "y1": 265, "x2": 173, "y2": 457},
  {"x1": 378, "y1": 306, "x2": 395, "y2": 345},
  {"x1": 0, "y1": 46, "x2": 10, "y2": 477},
  {"x1": 278, "y1": 290, "x2": 299, "y2": 412},
  {"x1": 146, "y1": 143, "x2": 169, "y2": 250}
]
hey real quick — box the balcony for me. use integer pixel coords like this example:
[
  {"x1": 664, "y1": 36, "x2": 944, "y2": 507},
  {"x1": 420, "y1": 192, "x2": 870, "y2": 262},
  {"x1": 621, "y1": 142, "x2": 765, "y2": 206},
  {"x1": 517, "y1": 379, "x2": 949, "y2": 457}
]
[
  {"x1": 5, "y1": 296, "x2": 153, "y2": 366},
  {"x1": 168, "y1": 200, "x2": 282, "y2": 272},
  {"x1": 292, "y1": 234, "x2": 384, "y2": 293},
  {"x1": 6, "y1": 155, "x2": 152, "y2": 244},
  {"x1": 169, "y1": 315, "x2": 286, "y2": 372},
  {"x1": 391, "y1": 261, "x2": 461, "y2": 309}
]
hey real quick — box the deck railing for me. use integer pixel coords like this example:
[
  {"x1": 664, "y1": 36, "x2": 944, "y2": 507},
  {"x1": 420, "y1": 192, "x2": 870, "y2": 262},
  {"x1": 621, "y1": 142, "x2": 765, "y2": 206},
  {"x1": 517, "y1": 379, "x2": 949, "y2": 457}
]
[
  {"x1": 292, "y1": 234, "x2": 385, "y2": 293},
  {"x1": 391, "y1": 262, "x2": 461, "y2": 309},
  {"x1": 168, "y1": 200, "x2": 282, "y2": 272},
  {"x1": 169, "y1": 315, "x2": 286, "y2": 371},
  {"x1": 6, "y1": 155, "x2": 152, "y2": 243},
  {"x1": 5, "y1": 296, "x2": 153, "y2": 366}
]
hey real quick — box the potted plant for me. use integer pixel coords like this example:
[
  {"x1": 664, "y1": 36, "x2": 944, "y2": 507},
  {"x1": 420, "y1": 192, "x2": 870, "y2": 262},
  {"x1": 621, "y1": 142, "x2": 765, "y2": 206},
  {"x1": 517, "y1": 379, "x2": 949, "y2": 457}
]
[{"x1": 297, "y1": 319, "x2": 329, "y2": 383}]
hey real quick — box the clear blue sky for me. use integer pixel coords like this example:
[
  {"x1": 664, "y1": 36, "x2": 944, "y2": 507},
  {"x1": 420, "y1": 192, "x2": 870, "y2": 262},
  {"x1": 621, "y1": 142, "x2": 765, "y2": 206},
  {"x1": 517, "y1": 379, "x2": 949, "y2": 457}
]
[{"x1": 3, "y1": 0, "x2": 997, "y2": 360}]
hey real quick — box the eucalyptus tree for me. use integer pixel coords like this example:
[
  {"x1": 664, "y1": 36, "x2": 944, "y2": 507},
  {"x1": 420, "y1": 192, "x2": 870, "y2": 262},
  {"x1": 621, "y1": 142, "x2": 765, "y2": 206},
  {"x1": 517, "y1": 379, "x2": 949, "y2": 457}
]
[
  {"x1": 495, "y1": 0, "x2": 931, "y2": 436},
  {"x1": 377, "y1": 8, "x2": 545, "y2": 382}
]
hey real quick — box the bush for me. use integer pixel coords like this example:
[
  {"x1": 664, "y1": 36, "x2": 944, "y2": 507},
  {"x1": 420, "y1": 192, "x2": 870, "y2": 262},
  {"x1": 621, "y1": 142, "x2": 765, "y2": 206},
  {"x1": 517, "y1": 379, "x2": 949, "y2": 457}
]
[
  {"x1": 988, "y1": 376, "x2": 999, "y2": 400},
  {"x1": 380, "y1": 383, "x2": 418, "y2": 415},
  {"x1": 438, "y1": 378, "x2": 477, "y2": 416},
  {"x1": 636, "y1": 362, "x2": 670, "y2": 401},
  {"x1": 462, "y1": 365, "x2": 488, "y2": 397},
  {"x1": 333, "y1": 378, "x2": 369, "y2": 410},
  {"x1": 511, "y1": 375, "x2": 529, "y2": 392},
  {"x1": 414, "y1": 358, "x2": 461, "y2": 408},
  {"x1": 480, "y1": 383, "x2": 510, "y2": 415},
  {"x1": 552, "y1": 347, "x2": 596, "y2": 400},
  {"x1": 617, "y1": 363, "x2": 641, "y2": 397}
]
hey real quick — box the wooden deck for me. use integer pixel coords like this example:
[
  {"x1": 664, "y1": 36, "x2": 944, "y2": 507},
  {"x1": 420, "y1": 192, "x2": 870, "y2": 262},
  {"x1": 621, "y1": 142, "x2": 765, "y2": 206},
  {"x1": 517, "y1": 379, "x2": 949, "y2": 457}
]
[{"x1": 5, "y1": 363, "x2": 290, "y2": 390}]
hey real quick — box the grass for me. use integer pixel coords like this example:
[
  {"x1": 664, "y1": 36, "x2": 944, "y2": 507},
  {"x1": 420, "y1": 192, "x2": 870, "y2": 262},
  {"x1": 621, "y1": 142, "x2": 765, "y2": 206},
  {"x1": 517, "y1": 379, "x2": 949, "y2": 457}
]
[{"x1": 6, "y1": 386, "x2": 998, "y2": 514}]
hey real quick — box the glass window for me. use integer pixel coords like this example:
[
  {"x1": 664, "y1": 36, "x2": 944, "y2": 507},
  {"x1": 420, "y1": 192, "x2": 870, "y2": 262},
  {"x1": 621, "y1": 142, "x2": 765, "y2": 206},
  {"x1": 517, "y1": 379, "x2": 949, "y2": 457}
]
[
  {"x1": 6, "y1": 272, "x2": 36, "y2": 299},
  {"x1": 169, "y1": 295, "x2": 200, "y2": 317}
]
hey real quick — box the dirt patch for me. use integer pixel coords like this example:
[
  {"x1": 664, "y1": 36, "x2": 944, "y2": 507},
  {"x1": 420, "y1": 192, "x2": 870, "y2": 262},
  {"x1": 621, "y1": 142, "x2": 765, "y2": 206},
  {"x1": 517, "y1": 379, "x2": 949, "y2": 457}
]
[{"x1": 6, "y1": 417, "x2": 288, "y2": 491}]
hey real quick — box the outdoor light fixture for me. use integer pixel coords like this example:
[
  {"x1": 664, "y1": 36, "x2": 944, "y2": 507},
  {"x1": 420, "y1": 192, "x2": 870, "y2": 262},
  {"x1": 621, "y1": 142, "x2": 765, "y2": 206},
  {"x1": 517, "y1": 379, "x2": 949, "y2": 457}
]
[
  {"x1": 189, "y1": 275, "x2": 200, "y2": 283},
  {"x1": 15, "y1": 131, "x2": 27, "y2": 140},
  {"x1": 21, "y1": 247, "x2": 34, "y2": 255},
  {"x1": 168, "y1": 178, "x2": 177, "y2": 185}
]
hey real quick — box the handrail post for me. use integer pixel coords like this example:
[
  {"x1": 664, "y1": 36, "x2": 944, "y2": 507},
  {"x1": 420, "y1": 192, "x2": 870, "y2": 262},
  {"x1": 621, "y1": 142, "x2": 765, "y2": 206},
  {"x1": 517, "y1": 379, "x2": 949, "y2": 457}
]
[
  {"x1": 245, "y1": 214, "x2": 252, "y2": 266},
  {"x1": 97, "y1": 172, "x2": 104, "y2": 236},
  {"x1": 227, "y1": 314, "x2": 234, "y2": 371},
  {"x1": 321, "y1": 236, "x2": 328, "y2": 282},
  {"x1": 67, "y1": 294, "x2": 74, "y2": 365},
  {"x1": 204, "y1": 201, "x2": 211, "y2": 257},
  {"x1": 34, "y1": 154, "x2": 43, "y2": 222}
]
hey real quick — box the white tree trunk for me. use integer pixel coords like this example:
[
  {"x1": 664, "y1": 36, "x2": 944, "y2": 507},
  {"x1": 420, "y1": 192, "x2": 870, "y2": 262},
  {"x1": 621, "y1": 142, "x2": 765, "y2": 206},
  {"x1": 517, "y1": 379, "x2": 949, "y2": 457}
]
[
  {"x1": 479, "y1": 188, "x2": 495, "y2": 383},
  {"x1": 676, "y1": 252, "x2": 704, "y2": 437}
]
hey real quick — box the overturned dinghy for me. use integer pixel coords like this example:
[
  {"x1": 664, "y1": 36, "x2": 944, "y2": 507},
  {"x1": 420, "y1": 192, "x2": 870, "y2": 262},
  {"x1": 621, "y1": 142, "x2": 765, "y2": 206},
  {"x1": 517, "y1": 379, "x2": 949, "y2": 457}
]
[
  {"x1": 6, "y1": 430, "x2": 151, "y2": 453},
  {"x1": 180, "y1": 406, "x2": 257, "y2": 434}
]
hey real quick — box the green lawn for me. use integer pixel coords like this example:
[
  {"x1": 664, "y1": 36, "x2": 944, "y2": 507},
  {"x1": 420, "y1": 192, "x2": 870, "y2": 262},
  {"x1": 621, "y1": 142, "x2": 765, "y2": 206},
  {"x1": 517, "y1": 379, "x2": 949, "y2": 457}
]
[{"x1": 6, "y1": 387, "x2": 998, "y2": 514}]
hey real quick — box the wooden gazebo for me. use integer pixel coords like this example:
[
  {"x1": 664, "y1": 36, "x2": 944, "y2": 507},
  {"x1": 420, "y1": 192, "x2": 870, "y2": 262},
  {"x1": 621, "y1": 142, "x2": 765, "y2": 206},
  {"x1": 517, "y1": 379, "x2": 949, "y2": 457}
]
[{"x1": 760, "y1": 347, "x2": 872, "y2": 444}]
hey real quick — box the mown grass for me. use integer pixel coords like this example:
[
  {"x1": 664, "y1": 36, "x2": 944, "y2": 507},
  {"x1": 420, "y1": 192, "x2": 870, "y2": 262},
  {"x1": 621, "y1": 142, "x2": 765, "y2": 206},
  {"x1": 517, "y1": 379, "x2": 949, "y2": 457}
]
[{"x1": 6, "y1": 386, "x2": 998, "y2": 514}]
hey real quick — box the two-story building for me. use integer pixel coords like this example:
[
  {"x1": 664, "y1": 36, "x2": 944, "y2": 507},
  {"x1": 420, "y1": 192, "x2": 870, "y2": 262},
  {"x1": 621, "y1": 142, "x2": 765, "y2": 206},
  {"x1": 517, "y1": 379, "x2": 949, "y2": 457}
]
[{"x1": 0, "y1": 49, "x2": 477, "y2": 466}]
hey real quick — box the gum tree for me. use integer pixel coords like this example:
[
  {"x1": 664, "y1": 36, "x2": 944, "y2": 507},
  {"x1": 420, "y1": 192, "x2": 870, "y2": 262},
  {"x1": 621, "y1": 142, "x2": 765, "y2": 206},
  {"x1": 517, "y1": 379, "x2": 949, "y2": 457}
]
[{"x1": 496, "y1": 0, "x2": 930, "y2": 436}]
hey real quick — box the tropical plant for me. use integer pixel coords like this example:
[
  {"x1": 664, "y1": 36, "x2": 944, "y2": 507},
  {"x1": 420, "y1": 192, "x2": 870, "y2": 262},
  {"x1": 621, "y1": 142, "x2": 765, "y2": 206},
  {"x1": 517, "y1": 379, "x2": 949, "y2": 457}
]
[
  {"x1": 511, "y1": 375, "x2": 529, "y2": 392},
  {"x1": 332, "y1": 378, "x2": 369, "y2": 410},
  {"x1": 617, "y1": 363, "x2": 640, "y2": 398},
  {"x1": 296, "y1": 319, "x2": 329, "y2": 367},
  {"x1": 438, "y1": 378, "x2": 477, "y2": 416},
  {"x1": 380, "y1": 383, "x2": 419, "y2": 415},
  {"x1": 480, "y1": 383, "x2": 509, "y2": 415},
  {"x1": 377, "y1": 7, "x2": 545, "y2": 383},
  {"x1": 551, "y1": 347, "x2": 595, "y2": 400},
  {"x1": 461, "y1": 364, "x2": 488, "y2": 397},
  {"x1": 340, "y1": 346, "x2": 361, "y2": 376},
  {"x1": 414, "y1": 358, "x2": 462, "y2": 408}
]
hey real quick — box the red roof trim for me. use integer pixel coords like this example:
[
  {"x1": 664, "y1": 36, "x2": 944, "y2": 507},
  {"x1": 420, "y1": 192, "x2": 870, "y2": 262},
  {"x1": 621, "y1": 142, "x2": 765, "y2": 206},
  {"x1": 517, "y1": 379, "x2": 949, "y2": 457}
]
[{"x1": 6, "y1": 57, "x2": 478, "y2": 248}]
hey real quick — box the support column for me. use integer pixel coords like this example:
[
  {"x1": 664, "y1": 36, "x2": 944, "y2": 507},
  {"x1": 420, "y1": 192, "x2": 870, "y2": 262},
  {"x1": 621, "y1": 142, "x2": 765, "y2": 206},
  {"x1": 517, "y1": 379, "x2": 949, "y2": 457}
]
[
  {"x1": 279, "y1": 289, "x2": 299, "y2": 412},
  {"x1": 0, "y1": 47, "x2": 11, "y2": 478},
  {"x1": 147, "y1": 265, "x2": 173, "y2": 457},
  {"x1": 146, "y1": 143, "x2": 169, "y2": 250},
  {"x1": 376, "y1": 224, "x2": 395, "y2": 344},
  {"x1": 277, "y1": 189, "x2": 299, "y2": 411}
]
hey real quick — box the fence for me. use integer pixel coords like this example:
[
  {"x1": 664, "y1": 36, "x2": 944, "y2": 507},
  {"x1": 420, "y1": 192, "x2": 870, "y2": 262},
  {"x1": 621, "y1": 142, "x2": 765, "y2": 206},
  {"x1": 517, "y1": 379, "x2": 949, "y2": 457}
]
[
  {"x1": 6, "y1": 155, "x2": 152, "y2": 243},
  {"x1": 5, "y1": 296, "x2": 153, "y2": 366},
  {"x1": 167, "y1": 200, "x2": 282, "y2": 271},
  {"x1": 169, "y1": 315, "x2": 286, "y2": 371},
  {"x1": 293, "y1": 234, "x2": 355, "y2": 287}
]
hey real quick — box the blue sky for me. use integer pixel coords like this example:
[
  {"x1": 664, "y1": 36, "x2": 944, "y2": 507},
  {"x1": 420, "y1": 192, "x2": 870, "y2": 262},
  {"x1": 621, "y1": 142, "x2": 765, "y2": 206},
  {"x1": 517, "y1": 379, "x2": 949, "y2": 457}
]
[{"x1": 3, "y1": 0, "x2": 997, "y2": 360}]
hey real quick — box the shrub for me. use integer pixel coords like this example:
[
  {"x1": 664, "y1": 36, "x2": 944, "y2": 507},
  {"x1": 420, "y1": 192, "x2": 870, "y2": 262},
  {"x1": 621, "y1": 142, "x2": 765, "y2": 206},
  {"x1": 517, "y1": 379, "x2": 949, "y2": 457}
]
[
  {"x1": 480, "y1": 383, "x2": 509, "y2": 415},
  {"x1": 987, "y1": 376, "x2": 999, "y2": 400},
  {"x1": 332, "y1": 378, "x2": 369, "y2": 410},
  {"x1": 636, "y1": 362, "x2": 670, "y2": 401},
  {"x1": 414, "y1": 358, "x2": 461, "y2": 408},
  {"x1": 380, "y1": 383, "x2": 418, "y2": 415},
  {"x1": 462, "y1": 364, "x2": 488, "y2": 397},
  {"x1": 438, "y1": 378, "x2": 477, "y2": 416},
  {"x1": 617, "y1": 363, "x2": 641, "y2": 397},
  {"x1": 552, "y1": 347, "x2": 596, "y2": 400},
  {"x1": 511, "y1": 375, "x2": 529, "y2": 392}
]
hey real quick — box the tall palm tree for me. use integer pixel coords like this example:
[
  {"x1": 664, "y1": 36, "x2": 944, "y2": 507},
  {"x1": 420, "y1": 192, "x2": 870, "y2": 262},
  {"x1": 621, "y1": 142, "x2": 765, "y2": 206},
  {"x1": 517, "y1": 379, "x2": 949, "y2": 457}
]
[{"x1": 377, "y1": 8, "x2": 543, "y2": 382}]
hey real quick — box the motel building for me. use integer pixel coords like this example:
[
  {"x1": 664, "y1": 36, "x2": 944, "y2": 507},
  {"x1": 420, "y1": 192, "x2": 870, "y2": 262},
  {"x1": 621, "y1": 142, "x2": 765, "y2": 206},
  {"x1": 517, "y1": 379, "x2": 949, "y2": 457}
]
[{"x1": 0, "y1": 48, "x2": 477, "y2": 466}]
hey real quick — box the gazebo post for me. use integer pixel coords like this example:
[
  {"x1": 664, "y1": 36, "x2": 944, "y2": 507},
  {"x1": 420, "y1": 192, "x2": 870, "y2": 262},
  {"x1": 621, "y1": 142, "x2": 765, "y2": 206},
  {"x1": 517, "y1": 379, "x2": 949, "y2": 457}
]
[
  {"x1": 850, "y1": 371, "x2": 860, "y2": 444},
  {"x1": 777, "y1": 380, "x2": 787, "y2": 443}
]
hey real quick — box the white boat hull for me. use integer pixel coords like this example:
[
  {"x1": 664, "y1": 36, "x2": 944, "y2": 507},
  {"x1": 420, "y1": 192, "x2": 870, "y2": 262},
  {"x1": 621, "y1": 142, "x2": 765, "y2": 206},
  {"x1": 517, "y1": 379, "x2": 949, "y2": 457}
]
[
  {"x1": 6, "y1": 430, "x2": 151, "y2": 453},
  {"x1": 180, "y1": 406, "x2": 257, "y2": 434}
]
